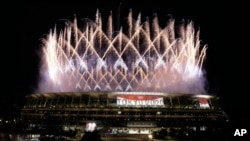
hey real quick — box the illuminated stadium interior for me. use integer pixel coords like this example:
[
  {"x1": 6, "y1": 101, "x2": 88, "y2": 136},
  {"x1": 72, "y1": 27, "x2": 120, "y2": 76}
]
[{"x1": 21, "y1": 92, "x2": 228, "y2": 139}]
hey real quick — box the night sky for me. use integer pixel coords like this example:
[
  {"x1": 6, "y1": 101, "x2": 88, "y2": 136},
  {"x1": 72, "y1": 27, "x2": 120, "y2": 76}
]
[{"x1": 3, "y1": 0, "x2": 250, "y2": 130}]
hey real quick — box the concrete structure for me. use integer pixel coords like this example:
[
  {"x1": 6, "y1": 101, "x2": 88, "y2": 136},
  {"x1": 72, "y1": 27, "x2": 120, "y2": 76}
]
[{"x1": 21, "y1": 92, "x2": 228, "y2": 140}]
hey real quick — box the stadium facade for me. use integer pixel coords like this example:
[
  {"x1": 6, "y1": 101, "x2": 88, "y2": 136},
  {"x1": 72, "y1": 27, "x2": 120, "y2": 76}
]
[{"x1": 21, "y1": 92, "x2": 228, "y2": 139}]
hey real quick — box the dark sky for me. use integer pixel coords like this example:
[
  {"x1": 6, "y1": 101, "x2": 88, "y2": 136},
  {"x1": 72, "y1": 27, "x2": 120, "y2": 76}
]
[{"x1": 3, "y1": 0, "x2": 250, "y2": 121}]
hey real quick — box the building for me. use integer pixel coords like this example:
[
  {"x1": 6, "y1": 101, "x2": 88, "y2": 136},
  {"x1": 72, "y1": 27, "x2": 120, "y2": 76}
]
[{"x1": 21, "y1": 92, "x2": 228, "y2": 139}]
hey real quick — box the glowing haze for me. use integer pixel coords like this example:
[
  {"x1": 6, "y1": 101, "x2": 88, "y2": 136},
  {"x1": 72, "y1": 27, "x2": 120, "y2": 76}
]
[{"x1": 37, "y1": 9, "x2": 208, "y2": 94}]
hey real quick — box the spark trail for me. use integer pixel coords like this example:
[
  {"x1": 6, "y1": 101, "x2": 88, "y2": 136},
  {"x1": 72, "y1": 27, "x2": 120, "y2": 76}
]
[{"x1": 38, "y1": 9, "x2": 207, "y2": 94}]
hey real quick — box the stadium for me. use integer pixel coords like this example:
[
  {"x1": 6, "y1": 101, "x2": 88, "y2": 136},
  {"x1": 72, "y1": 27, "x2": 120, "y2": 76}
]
[
  {"x1": 20, "y1": 10, "x2": 229, "y2": 140},
  {"x1": 21, "y1": 92, "x2": 228, "y2": 140}
]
